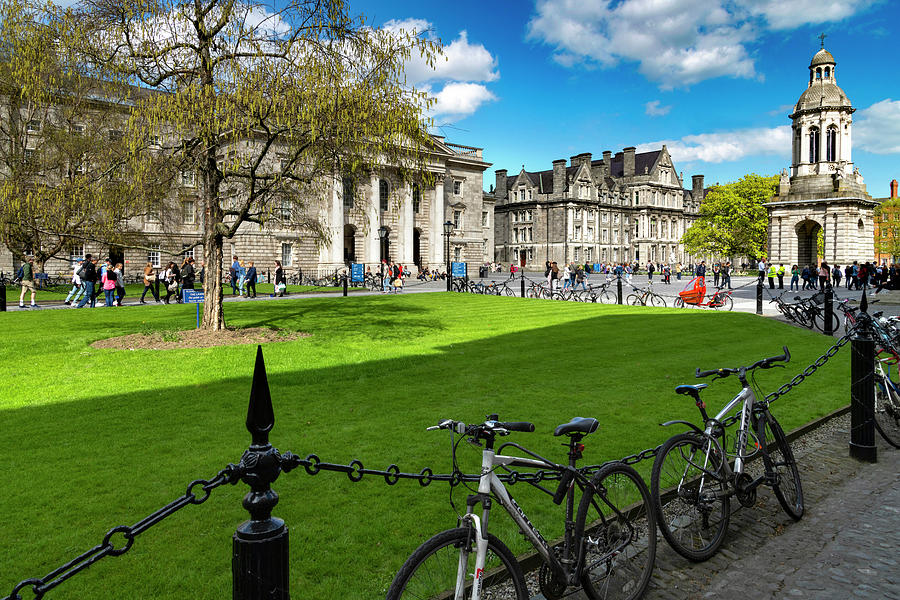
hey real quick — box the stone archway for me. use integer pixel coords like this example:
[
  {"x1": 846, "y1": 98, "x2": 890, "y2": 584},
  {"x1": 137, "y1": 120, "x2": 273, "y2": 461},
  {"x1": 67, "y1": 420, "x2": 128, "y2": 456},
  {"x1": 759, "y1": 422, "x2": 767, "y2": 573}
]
[{"x1": 796, "y1": 219, "x2": 821, "y2": 267}]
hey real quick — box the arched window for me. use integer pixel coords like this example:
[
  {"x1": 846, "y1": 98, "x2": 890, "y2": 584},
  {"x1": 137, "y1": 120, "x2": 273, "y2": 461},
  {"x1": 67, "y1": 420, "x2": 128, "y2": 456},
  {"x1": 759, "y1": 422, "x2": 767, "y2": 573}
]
[
  {"x1": 826, "y1": 127, "x2": 837, "y2": 162},
  {"x1": 808, "y1": 127, "x2": 820, "y2": 163},
  {"x1": 379, "y1": 179, "x2": 389, "y2": 212},
  {"x1": 412, "y1": 183, "x2": 420, "y2": 213},
  {"x1": 815, "y1": 68, "x2": 822, "y2": 80},
  {"x1": 824, "y1": 66, "x2": 830, "y2": 78}
]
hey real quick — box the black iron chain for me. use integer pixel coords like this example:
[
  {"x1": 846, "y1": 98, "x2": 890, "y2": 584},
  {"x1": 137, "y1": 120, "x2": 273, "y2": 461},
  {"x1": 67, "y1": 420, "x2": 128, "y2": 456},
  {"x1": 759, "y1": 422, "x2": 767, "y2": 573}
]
[
  {"x1": 763, "y1": 331, "x2": 853, "y2": 404},
  {"x1": 3, "y1": 465, "x2": 240, "y2": 600}
]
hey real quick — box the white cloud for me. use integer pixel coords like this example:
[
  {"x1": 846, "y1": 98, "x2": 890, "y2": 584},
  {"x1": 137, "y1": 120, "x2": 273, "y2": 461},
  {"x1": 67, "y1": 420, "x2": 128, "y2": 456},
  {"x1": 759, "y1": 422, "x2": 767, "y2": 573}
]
[
  {"x1": 738, "y1": 0, "x2": 876, "y2": 30},
  {"x1": 384, "y1": 20, "x2": 498, "y2": 85},
  {"x1": 637, "y1": 125, "x2": 791, "y2": 163},
  {"x1": 645, "y1": 100, "x2": 672, "y2": 116},
  {"x1": 527, "y1": 0, "x2": 875, "y2": 88},
  {"x1": 855, "y1": 99, "x2": 900, "y2": 154},
  {"x1": 427, "y1": 82, "x2": 497, "y2": 121}
]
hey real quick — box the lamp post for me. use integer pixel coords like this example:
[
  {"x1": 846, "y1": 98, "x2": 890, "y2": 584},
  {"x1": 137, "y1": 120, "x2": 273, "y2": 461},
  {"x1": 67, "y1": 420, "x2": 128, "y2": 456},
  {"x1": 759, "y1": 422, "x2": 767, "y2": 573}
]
[
  {"x1": 378, "y1": 225, "x2": 388, "y2": 291},
  {"x1": 443, "y1": 220, "x2": 453, "y2": 292}
]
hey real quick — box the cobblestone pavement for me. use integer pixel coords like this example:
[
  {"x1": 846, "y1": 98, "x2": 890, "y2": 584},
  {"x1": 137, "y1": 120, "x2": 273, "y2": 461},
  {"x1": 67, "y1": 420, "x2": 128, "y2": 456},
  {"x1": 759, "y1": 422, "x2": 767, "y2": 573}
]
[{"x1": 531, "y1": 414, "x2": 899, "y2": 600}]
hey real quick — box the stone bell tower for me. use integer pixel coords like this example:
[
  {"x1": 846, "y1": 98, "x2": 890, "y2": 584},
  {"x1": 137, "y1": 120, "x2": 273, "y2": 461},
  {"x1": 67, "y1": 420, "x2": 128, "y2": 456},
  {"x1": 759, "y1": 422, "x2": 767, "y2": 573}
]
[{"x1": 765, "y1": 38, "x2": 877, "y2": 266}]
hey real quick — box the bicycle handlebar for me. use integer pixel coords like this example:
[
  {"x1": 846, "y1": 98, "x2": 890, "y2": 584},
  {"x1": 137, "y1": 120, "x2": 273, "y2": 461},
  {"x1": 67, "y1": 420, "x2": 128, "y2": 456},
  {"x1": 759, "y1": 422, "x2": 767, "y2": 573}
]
[
  {"x1": 695, "y1": 346, "x2": 791, "y2": 379},
  {"x1": 427, "y1": 417, "x2": 535, "y2": 436}
]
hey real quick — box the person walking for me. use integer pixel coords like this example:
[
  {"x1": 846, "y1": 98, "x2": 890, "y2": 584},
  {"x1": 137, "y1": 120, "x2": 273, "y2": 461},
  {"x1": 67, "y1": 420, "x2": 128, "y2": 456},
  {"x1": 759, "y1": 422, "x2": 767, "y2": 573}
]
[
  {"x1": 100, "y1": 262, "x2": 117, "y2": 307},
  {"x1": 790, "y1": 265, "x2": 800, "y2": 291},
  {"x1": 246, "y1": 261, "x2": 257, "y2": 298},
  {"x1": 236, "y1": 260, "x2": 247, "y2": 296},
  {"x1": 696, "y1": 260, "x2": 707, "y2": 280},
  {"x1": 274, "y1": 260, "x2": 285, "y2": 296},
  {"x1": 757, "y1": 258, "x2": 767, "y2": 282},
  {"x1": 767, "y1": 263, "x2": 776, "y2": 289},
  {"x1": 17, "y1": 255, "x2": 38, "y2": 308},
  {"x1": 562, "y1": 263, "x2": 572, "y2": 290},
  {"x1": 163, "y1": 261, "x2": 179, "y2": 304},
  {"x1": 800, "y1": 265, "x2": 811, "y2": 290},
  {"x1": 230, "y1": 255, "x2": 240, "y2": 295},
  {"x1": 140, "y1": 262, "x2": 159, "y2": 303},
  {"x1": 721, "y1": 262, "x2": 732, "y2": 289},
  {"x1": 647, "y1": 261, "x2": 655, "y2": 282},
  {"x1": 550, "y1": 261, "x2": 560, "y2": 292},
  {"x1": 181, "y1": 257, "x2": 196, "y2": 295},
  {"x1": 76, "y1": 254, "x2": 97, "y2": 308},
  {"x1": 777, "y1": 263, "x2": 786, "y2": 289},
  {"x1": 832, "y1": 264, "x2": 842, "y2": 288},
  {"x1": 64, "y1": 258, "x2": 84, "y2": 306},
  {"x1": 676, "y1": 263, "x2": 682, "y2": 280},
  {"x1": 819, "y1": 261, "x2": 831, "y2": 290},
  {"x1": 575, "y1": 264, "x2": 587, "y2": 290},
  {"x1": 113, "y1": 263, "x2": 126, "y2": 305},
  {"x1": 712, "y1": 263, "x2": 720, "y2": 287}
]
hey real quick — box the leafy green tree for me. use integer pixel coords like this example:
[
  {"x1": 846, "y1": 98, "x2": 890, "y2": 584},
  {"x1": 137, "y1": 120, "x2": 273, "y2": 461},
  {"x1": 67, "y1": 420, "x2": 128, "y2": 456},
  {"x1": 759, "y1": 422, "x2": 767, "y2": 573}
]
[
  {"x1": 63, "y1": 0, "x2": 439, "y2": 330},
  {"x1": 875, "y1": 198, "x2": 900, "y2": 261},
  {"x1": 681, "y1": 173, "x2": 778, "y2": 261}
]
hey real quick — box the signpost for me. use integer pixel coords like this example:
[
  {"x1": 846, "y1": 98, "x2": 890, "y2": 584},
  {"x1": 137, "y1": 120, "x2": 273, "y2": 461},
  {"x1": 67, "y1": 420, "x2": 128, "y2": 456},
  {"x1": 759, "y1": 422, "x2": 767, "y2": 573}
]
[
  {"x1": 592, "y1": 263, "x2": 601, "y2": 274},
  {"x1": 182, "y1": 288, "x2": 205, "y2": 329},
  {"x1": 451, "y1": 262, "x2": 466, "y2": 278},
  {"x1": 350, "y1": 263, "x2": 364, "y2": 283}
]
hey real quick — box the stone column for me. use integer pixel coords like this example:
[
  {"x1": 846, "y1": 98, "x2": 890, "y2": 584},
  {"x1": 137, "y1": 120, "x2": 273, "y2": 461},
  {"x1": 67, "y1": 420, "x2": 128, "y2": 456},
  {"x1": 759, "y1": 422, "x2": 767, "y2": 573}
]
[
  {"x1": 431, "y1": 175, "x2": 445, "y2": 267},
  {"x1": 400, "y1": 182, "x2": 414, "y2": 264},
  {"x1": 366, "y1": 173, "x2": 380, "y2": 265}
]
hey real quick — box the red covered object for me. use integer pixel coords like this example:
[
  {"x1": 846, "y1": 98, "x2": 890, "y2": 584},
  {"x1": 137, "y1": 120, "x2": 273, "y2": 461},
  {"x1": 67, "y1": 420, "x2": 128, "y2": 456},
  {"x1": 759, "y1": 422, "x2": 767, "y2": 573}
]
[{"x1": 679, "y1": 276, "x2": 706, "y2": 305}]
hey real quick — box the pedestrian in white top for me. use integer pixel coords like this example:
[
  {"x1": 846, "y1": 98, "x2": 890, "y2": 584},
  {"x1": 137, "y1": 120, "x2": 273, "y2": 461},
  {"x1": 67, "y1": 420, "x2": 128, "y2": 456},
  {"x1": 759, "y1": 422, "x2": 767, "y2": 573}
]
[{"x1": 64, "y1": 258, "x2": 85, "y2": 305}]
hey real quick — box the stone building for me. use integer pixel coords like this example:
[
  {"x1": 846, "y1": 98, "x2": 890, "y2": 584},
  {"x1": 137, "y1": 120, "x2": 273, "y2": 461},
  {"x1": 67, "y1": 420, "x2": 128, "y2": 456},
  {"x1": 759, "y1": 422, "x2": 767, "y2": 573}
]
[
  {"x1": 765, "y1": 44, "x2": 879, "y2": 265},
  {"x1": 491, "y1": 146, "x2": 705, "y2": 269},
  {"x1": 0, "y1": 134, "x2": 491, "y2": 279}
]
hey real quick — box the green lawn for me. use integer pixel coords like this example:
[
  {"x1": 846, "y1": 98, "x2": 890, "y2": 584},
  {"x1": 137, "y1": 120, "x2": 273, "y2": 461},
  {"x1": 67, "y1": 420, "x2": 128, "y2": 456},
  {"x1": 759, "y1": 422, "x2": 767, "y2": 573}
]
[{"x1": 0, "y1": 294, "x2": 849, "y2": 599}]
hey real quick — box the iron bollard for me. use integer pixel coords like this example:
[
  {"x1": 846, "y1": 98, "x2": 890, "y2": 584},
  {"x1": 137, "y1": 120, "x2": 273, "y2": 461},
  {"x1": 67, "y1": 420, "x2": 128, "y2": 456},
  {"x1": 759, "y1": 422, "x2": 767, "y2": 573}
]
[
  {"x1": 617, "y1": 275, "x2": 623, "y2": 305},
  {"x1": 756, "y1": 280, "x2": 763, "y2": 315},
  {"x1": 232, "y1": 347, "x2": 290, "y2": 599},
  {"x1": 520, "y1": 275, "x2": 525, "y2": 298},
  {"x1": 849, "y1": 292, "x2": 877, "y2": 463},
  {"x1": 0, "y1": 281, "x2": 5, "y2": 312},
  {"x1": 824, "y1": 284, "x2": 834, "y2": 335},
  {"x1": 342, "y1": 275, "x2": 348, "y2": 297}
]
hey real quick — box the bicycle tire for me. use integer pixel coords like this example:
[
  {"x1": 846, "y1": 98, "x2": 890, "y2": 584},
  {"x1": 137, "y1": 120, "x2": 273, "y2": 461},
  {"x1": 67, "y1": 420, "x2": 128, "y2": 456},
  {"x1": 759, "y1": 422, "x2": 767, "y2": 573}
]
[
  {"x1": 577, "y1": 462, "x2": 657, "y2": 600},
  {"x1": 385, "y1": 527, "x2": 528, "y2": 600},
  {"x1": 873, "y1": 373, "x2": 900, "y2": 448},
  {"x1": 649, "y1": 294, "x2": 666, "y2": 308},
  {"x1": 650, "y1": 432, "x2": 730, "y2": 562},
  {"x1": 504, "y1": 286, "x2": 517, "y2": 297},
  {"x1": 812, "y1": 309, "x2": 840, "y2": 333},
  {"x1": 598, "y1": 290, "x2": 616, "y2": 304},
  {"x1": 755, "y1": 412, "x2": 804, "y2": 520},
  {"x1": 673, "y1": 297, "x2": 684, "y2": 309},
  {"x1": 626, "y1": 294, "x2": 643, "y2": 306},
  {"x1": 711, "y1": 295, "x2": 733, "y2": 311}
]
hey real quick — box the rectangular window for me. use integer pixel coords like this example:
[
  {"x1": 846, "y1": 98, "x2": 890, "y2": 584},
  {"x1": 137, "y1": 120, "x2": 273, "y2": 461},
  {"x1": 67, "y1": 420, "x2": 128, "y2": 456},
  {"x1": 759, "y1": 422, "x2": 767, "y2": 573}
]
[
  {"x1": 72, "y1": 124, "x2": 84, "y2": 135},
  {"x1": 514, "y1": 229, "x2": 520, "y2": 243},
  {"x1": 575, "y1": 208, "x2": 582, "y2": 220},
  {"x1": 23, "y1": 148, "x2": 35, "y2": 164},
  {"x1": 412, "y1": 184, "x2": 420, "y2": 213},
  {"x1": 601, "y1": 212, "x2": 608, "y2": 223},
  {"x1": 26, "y1": 120, "x2": 41, "y2": 132},
  {"x1": 601, "y1": 248, "x2": 607, "y2": 261},
  {"x1": 587, "y1": 227, "x2": 594, "y2": 241},
  {"x1": 574, "y1": 247, "x2": 581, "y2": 261},
  {"x1": 146, "y1": 134, "x2": 159, "y2": 147},
  {"x1": 528, "y1": 227, "x2": 533, "y2": 242},
  {"x1": 482, "y1": 211, "x2": 488, "y2": 227},
  {"x1": 528, "y1": 248, "x2": 534, "y2": 261},
  {"x1": 613, "y1": 214, "x2": 619, "y2": 224},
  {"x1": 148, "y1": 244, "x2": 161, "y2": 268},
  {"x1": 281, "y1": 243, "x2": 293, "y2": 267},
  {"x1": 601, "y1": 229, "x2": 608, "y2": 242},
  {"x1": 528, "y1": 190, "x2": 533, "y2": 200},
  {"x1": 613, "y1": 230, "x2": 619, "y2": 243},
  {"x1": 342, "y1": 177, "x2": 354, "y2": 209},
  {"x1": 181, "y1": 169, "x2": 195, "y2": 187},
  {"x1": 182, "y1": 200, "x2": 195, "y2": 224},
  {"x1": 454, "y1": 246, "x2": 461, "y2": 261},
  {"x1": 453, "y1": 180, "x2": 462, "y2": 195},
  {"x1": 280, "y1": 199, "x2": 292, "y2": 221},
  {"x1": 519, "y1": 188, "x2": 525, "y2": 201},
  {"x1": 512, "y1": 212, "x2": 518, "y2": 223},
  {"x1": 586, "y1": 247, "x2": 593, "y2": 262},
  {"x1": 182, "y1": 244, "x2": 195, "y2": 260},
  {"x1": 574, "y1": 225, "x2": 582, "y2": 240},
  {"x1": 68, "y1": 244, "x2": 85, "y2": 265},
  {"x1": 526, "y1": 210, "x2": 532, "y2": 221},
  {"x1": 147, "y1": 203, "x2": 159, "y2": 223},
  {"x1": 453, "y1": 210, "x2": 461, "y2": 229}
]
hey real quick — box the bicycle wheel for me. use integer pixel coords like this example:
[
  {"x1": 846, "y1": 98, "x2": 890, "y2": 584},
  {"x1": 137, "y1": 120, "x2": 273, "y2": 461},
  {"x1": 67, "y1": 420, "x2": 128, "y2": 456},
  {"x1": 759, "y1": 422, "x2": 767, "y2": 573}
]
[
  {"x1": 626, "y1": 294, "x2": 643, "y2": 306},
  {"x1": 711, "y1": 295, "x2": 733, "y2": 311},
  {"x1": 385, "y1": 527, "x2": 528, "y2": 600},
  {"x1": 873, "y1": 373, "x2": 900, "y2": 448},
  {"x1": 649, "y1": 294, "x2": 666, "y2": 308},
  {"x1": 812, "y1": 309, "x2": 840, "y2": 333},
  {"x1": 650, "y1": 432, "x2": 730, "y2": 562},
  {"x1": 504, "y1": 286, "x2": 517, "y2": 297},
  {"x1": 599, "y1": 290, "x2": 616, "y2": 304},
  {"x1": 577, "y1": 462, "x2": 656, "y2": 600},
  {"x1": 755, "y1": 412, "x2": 804, "y2": 520},
  {"x1": 673, "y1": 297, "x2": 684, "y2": 308}
]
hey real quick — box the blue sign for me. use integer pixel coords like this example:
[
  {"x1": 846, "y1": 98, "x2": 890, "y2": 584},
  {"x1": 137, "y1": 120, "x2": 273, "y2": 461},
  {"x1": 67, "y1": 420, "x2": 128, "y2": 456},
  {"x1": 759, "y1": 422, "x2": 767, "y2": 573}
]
[
  {"x1": 451, "y1": 262, "x2": 467, "y2": 277},
  {"x1": 182, "y1": 289, "x2": 205, "y2": 303},
  {"x1": 593, "y1": 263, "x2": 601, "y2": 274},
  {"x1": 351, "y1": 263, "x2": 364, "y2": 282}
]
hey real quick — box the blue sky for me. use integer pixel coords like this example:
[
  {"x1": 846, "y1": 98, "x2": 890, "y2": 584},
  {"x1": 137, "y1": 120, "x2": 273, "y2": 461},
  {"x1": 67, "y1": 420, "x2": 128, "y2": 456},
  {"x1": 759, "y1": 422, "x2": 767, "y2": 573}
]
[{"x1": 348, "y1": 0, "x2": 899, "y2": 196}]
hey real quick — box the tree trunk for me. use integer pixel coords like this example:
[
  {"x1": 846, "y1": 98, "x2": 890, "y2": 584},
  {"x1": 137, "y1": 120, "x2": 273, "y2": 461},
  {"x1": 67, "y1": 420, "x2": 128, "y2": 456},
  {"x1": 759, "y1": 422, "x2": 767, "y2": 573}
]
[{"x1": 201, "y1": 231, "x2": 225, "y2": 330}]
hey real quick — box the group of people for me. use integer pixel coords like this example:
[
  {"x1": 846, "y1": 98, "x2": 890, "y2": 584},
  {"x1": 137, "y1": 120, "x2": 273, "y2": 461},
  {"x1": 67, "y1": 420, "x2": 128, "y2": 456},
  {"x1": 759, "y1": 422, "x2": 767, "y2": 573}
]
[
  {"x1": 543, "y1": 261, "x2": 589, "y2": 291},
  {"x1": 757, "y1": 259, "x2": 900, "y2": 293}
]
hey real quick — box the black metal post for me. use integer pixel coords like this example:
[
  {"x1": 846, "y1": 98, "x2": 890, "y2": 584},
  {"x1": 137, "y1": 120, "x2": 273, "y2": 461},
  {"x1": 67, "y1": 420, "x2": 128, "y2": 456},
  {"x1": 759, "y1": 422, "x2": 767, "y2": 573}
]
[
  {"x1": 849, "y1": 292, "x2": 877, "y2": 463},
  {"x1": 445, "y1": 234, "x2": 451, "y2": 292},
  {"x1": 520, "y1": 270, "x2": 525, "y2": 298},
  {"x1": 233, "y1": 346, "x2": 290, "y2": 600},
  {"x1": 267, "y1": 269, "x2": 270, "y2": 284},
  {"x1": 464, "y1": 263, "x2": 468, "y2": 289},
  {"x1": 617, "y1": 274, "x2": 623, "y2": 305},
  {"x1": 824, "y1": 283, "x2": 834, "y2": 335},
  {"x1": 342, "y1": 275, "x2": 348, "y2": 297},
  {"x1": 756, "y1": 280, "x2": 763, "y2": 315},
  {"x1": 0, "y1": 278, "x2": 5, "y2": 312}
]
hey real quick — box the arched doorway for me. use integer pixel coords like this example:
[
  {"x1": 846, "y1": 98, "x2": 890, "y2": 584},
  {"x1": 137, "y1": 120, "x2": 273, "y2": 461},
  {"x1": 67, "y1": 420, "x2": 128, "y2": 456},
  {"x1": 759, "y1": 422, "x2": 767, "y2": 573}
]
[
  {"x1": 380, "y1": 227, "x2": 391, "y2": 262},
  {"x1": 413, "y1": 228, "x2": 421, "y2": 266},
  {"x1": 796, "y1": 220, "x2": 821, "y2": 267},
  {"x1": 343, "y1": 224, "x2": 356, "y2": 263}
]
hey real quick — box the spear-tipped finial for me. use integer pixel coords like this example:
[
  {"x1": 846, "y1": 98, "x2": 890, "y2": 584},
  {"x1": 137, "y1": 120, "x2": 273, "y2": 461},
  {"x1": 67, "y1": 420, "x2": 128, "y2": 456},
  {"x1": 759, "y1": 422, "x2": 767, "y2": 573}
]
[
  {"x1": 818, "y1": 33, "x2": 827, "y2": 49},
  {"x1": 246, "y1": 345, "x2": 274, "y2": 446},
  {"x1": 860, "y1": 289, "x2": 868, "y2": 313}
]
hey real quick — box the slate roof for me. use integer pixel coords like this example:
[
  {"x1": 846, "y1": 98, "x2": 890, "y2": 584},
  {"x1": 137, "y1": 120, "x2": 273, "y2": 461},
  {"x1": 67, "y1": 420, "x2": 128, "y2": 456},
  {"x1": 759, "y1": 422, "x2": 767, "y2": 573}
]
[{"x1": 608, "y1": 150, "x2": 661, "y2": 178}]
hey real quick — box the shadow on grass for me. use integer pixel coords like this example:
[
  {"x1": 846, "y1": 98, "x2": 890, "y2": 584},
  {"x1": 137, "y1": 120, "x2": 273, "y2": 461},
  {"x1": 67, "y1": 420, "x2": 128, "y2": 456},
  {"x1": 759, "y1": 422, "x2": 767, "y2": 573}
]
[{"x1": 0, "y1": 307, "x2": 845, "y2": 600}]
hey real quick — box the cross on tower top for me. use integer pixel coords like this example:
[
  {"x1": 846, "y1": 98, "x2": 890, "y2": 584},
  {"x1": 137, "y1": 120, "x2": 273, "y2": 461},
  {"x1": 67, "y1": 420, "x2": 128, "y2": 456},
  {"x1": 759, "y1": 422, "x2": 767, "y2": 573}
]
[{"x1": 818, "y1": 33, "x2": 827, "y2": 49}]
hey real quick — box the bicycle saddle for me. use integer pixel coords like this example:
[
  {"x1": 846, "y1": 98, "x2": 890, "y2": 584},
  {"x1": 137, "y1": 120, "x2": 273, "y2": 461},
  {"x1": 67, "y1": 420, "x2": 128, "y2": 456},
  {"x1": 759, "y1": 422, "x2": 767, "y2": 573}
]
[
  {"x1": 675, "y1": 384, "x2": 708, "y2": 396},
  {"x1": 554, "y1": 417, "x2": 599, "y2": 437}
]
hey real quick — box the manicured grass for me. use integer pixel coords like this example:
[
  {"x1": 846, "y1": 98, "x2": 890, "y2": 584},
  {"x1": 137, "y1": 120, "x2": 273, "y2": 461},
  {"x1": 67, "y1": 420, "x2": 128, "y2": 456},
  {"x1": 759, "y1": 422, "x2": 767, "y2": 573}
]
[{"x1": 0, "y1": 294, "x2": 849, "y2": 599}]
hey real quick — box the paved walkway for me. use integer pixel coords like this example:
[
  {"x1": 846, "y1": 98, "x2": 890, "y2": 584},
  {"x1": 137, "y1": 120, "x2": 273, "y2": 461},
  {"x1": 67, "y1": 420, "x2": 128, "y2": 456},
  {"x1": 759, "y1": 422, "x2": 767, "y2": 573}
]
[{"x1": 533, "y1": 414, "x2": 899, "y2": 599}]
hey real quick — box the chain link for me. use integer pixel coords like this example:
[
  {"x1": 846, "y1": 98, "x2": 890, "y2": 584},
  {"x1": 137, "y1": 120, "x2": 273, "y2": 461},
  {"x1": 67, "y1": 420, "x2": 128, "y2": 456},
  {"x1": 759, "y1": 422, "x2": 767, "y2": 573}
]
[
  {"x1": 3, "y1": 465, "x2": 239, "y2": 600},
  {"x1": 763, "y1": 332, "x2": 853, "y2": 404}
]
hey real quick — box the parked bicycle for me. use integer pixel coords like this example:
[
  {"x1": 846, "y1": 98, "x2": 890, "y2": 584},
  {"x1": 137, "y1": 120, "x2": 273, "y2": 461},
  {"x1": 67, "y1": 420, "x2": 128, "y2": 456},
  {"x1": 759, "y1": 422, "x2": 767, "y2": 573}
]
[
  {"x1": 626, "y1": 283, "x2": 666, "y2": 308},
  {"x1": 650, "y1": 347, "x2": 803, "y2": 562},
  {"x1": 386, "y1": 415, "x2": 656, "y2": 600}
]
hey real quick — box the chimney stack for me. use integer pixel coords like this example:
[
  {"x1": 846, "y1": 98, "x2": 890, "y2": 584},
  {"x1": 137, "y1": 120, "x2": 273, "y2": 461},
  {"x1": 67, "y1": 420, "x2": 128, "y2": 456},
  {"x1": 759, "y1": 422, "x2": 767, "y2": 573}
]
[
  {"x1": 553, "y1": 159, "x2": 567, "y2": 197},
  {"x1": 891, "y1": 179, "x2": 898, "y2": 199},
  {"x1": 623, "y1": 147, "x2": 636, "y2": 177},
  {"x1": 692, "y1": 175, "x2": 705, "y2": 201},
  {"x1": 495, "y1": 169, "x2": 507, "y2": 201}
]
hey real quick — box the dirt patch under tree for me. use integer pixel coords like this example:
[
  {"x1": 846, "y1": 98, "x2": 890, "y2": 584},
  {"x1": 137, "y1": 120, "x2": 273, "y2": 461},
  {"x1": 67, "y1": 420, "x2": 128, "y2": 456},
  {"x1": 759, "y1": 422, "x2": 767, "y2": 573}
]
[{"x1": 91, "y1": 327, "x2": 309, "y2": 350}]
